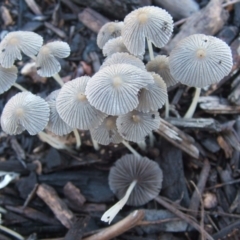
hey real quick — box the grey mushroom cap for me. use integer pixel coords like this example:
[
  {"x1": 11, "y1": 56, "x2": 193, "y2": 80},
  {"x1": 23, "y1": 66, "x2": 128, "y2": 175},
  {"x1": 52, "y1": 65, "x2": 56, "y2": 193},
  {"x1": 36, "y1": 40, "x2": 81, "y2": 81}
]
[
  {"x1": 100, "y1": 52, "x2": 145, "y2": 71},
  {"x1": 56, "y1": 76, "x2": 107, "y2": 130},
  {"x1": 146, "y1": 55, "x2": 178, "y2": 87},
  {"x1": 169, "y1": 34, "x2": 233, "y2": 88},
  {"x1": 90, "y1": 116, "x2": 123, "y2": 145},
  {"x1": 45, "y1": 90, "x2": 73, "y2": 136},
  {"x1": 116, "y1": 109, "x2": 161, "y2": 142},
  {"x1": 122, "y1": 6, "x2": 173, "y2": 56},
  {"x1": 1, "y1": 92, "x2": 50, "y2": 135},
  {"x1": 36, "y1": 41, "x2": 70, "y2": 77},
  {"x1": 137, "y1": 72, "x2": 168, "y2": 113},
  {"x1": 97, "y1": 21, "x2": 124, "y2": 49},
  {"x1": 109, "y1": 154, "x2": 163, "y2": 206},
  {"x1": 0, "y1": 65, "x2": 18, "y2": 94},
  {"x1": 0, "y1": 31, "x2": 43, "y2": 68},
  {"x1": 85, "y1": 63, "x2": 154, "y2": 115}
]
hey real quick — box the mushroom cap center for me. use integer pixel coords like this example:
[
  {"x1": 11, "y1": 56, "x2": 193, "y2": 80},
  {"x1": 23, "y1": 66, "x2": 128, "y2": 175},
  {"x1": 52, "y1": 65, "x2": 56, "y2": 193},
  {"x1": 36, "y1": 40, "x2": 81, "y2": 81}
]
[
  {"x1": 159, "y1": 61, "x2": 168, "y2": 69},
  {"x1": 77, "y1": 92, "x2": 87, "y2": 101},
  {"x1": 112, "y1": 75, "x2": 123, "y2": 87},
  {"x1": 138, "y1": 12, "x2": 148, "y2": 24},
  {"x1": 9, "y1": 37, "x2": 19, "y2": 45},
  {"x1": 196, "y1": 49, "x2": 206, "y2": 59},
  {"x1": 107, "y1": 24, "x2": 115, "y2": 33},
  {"x1": 105, "y1": 118, "x2": 115, "y2": 130},
  {"x1": 132, "y1": 114, "x2": 141, "y2": 123},
  {"x1": 15, "y1": 107, "x2": 24, "y2": 117},
  {"x1": 41, "y1": 46, "x2": 51, "y2": 55}
]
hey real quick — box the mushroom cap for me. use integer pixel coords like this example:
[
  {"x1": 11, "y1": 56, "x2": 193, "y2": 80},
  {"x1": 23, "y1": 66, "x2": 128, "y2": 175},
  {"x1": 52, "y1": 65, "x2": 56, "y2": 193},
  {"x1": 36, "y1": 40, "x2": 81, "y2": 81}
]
[
  {"x1": 36, "y1": 41, "x2": 70, "y2": 77},
  {"x1": 97, "y1": 21, "x2": 124, "y2": 49},
  {"x1": 1, "y1": 92, "x2": 50, "y2": 135},
  {"x1": 116, "y1": 109, "x2": 161, "y2": 142},
  {"x1": 0, "y1": 31, "x2": 43, "y2": 68},
  {"x1": 169, "y1": 34, "x2": 233, "y2": 87},
  {"x1": 137, "y1": 73, "x2": 168, "y2": 113},
  {"x1": 146, "y1": 55, "x2": 178, "y2": 87},
  {"x1": 90, "y1": 116, "x2": 123, "y2": 145},
  {"x1": 85, "y1": 63, "x2": 154, "y2": 115},
  {"x1": 100, "y1": 52, "x2": 145, "y2": 71},
  {"x1": 0, "y1": 65, "x2": 18, "y2": 94},
  {"x1": 56, "y1": 76, "x2": 107, "y2": 130},
  {"x1": 102, "y1": 36, "x2": 131, "y2": 57},
  {"x1": 122, "y1": 6, "x2": 173, "y2": 56},
  {"x1": 45, "y1": 90, "x2": 73, "y2": 136},
  {"x1": 109, "y1": 154, "x2": 163, "y2": 206}
]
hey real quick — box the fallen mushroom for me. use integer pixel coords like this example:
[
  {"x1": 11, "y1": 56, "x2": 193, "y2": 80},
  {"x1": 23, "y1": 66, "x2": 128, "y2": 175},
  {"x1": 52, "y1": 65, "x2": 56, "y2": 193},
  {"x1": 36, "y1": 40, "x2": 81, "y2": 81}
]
[{"x1": 0, "y1": 65, "x2": 18, "y2": 94}]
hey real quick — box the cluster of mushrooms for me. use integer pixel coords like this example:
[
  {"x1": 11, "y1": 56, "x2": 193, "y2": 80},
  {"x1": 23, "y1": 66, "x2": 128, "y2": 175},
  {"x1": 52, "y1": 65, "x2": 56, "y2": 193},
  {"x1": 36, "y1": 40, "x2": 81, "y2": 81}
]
[{"x1": 0, "y1": 6, "x2": 233, "y2": 224}]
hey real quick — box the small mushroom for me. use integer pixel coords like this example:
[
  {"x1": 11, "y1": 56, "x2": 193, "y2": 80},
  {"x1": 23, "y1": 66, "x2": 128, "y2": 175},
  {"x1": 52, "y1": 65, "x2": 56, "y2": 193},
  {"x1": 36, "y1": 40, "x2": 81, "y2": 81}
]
[
  {"x1": 90, "y1": 116, "x2": 122, "y2": 145},
  {"x1": 101, "y1": 154, "x2": 163, "y2": 224},
  {"x1": 116, "y1": 109, "x2": 161, "y2": 142},
  {"x1": 97, "y1": 21, "x2": 124, "y2": 49},
  {"x1": 0, "y1": 65, "x2": 18, "y2": 94},
  {"x1": 45, "y1": 90, "x2": 73, "y2": 136},
  {"x1": 36, "y1": 41, "x2": 70, "y2": 77},
  {"x1": 122, "y1": 6, "x2": 173, "y2": 56},
  {"x1": 146, "y1": 55, "x2": 178, "y2": 87},
  {"x1": 100, "y1": 52, "x2": 145, "y2": 70},
  {"x1": 169, "y1": 34, "x2": 233, "y2": 87},
  {"x1": 0, "y1": 31, "x2": 43, "y2": 68},
  {"x1": 1, "y1": 92, "x2": 50, "y2": 135},
  {"x1": 85, "y1": 63, "x2": 154, "y2": 115},
  {"x1": 137, "y1": 72, "x2": 168, "y2": 113},
  {"x1": 56, "y1": 76, "x2": 107, "y2": 130}
]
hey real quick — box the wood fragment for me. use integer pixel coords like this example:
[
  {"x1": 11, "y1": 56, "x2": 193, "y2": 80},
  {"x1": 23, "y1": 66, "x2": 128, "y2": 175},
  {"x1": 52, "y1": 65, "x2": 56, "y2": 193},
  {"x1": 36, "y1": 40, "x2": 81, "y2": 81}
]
[
  {"x1": 24, "y1": 0, "x2": 42, "y2": 15},
  {"x1": 0, "y1": 6, "x2": 13, "y2": 26},
  {"x1": 44, "y1": 22, "x2": 66, "y2": 38},
  {"x1": 217, "y1": 135, "x2": 233, "y2": 158},
  {"x1": 36, "y1": 183, "x2": 75, "y2": 228},
  {"x1": 78, "y1": 8, "x2": 109, "y2": 33}
]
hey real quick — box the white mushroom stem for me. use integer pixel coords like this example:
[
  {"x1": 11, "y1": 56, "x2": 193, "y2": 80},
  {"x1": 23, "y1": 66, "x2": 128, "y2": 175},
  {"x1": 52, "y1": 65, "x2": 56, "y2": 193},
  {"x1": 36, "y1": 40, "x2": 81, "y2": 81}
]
[
  {"x1": 122, "y1": 140, "x2": 141, "y2": 158},
  {"x1": 184, "y1": 87, "x2": 201, "y2": 119},
  {"x1": 148, "y1": 132, "x2": 155, "y2": 147},
  {"x1": 0, "y1": 225, "x2": 25, "y2": 240},
  {"x1": 91, "y1": 134, "x2": 100, "y2": 151},
  {"x1": 53, "y1": 73, "x2": 64, "y2": 86},
  {"x1": 137, "y1": 141, "x2": 146, "y2": 151},
  {"x1": 101, "y1": 180, "x2": 137, "y2": 224},
  {"x1": 165, "y1": 97, "x2": 170, "y2": 118},
  {"x1": 13, "y1": 83, "x2": 27, "y2": 92},
  {"x1": 73, "y1": 129, "x2": 81, "y2": 149},
  {"x1": 147, "y1": 38, "x2": 154, "y2": 61}
]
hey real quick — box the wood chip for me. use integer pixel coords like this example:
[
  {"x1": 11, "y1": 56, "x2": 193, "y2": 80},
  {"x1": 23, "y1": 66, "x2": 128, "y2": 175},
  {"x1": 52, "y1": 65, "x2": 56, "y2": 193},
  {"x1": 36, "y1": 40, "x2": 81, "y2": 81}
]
[
  {"x1": 0, "y1": 6, "x2": 13, "y2": 26},
  {"x1": 24, "y1": 0, "x2": 42, "y2": 15}
]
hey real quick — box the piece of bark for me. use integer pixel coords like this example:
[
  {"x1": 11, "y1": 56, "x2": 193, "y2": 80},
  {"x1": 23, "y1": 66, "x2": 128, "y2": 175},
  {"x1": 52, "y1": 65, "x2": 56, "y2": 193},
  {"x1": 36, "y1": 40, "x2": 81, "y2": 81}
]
[
  {"x1": 78, "y1": 8, "x2": 109, "y2": 33},
  {"x1": 44, "y1": 21, "x2": 66, "y2": 38},
  {"x1": 0, "y1": 161, "x2": 37, "y2": 174},
  {"x1": 188, "y1": 159, "x2": 211, "y2": 218},
  {"x1": 217, "y1": 135, "x2": 233, "y2": 158},
  {"x1": 0, "y1": 6, "x2": 13, "y2": 26},
  {"x1": 165, "y1": 0, "x2": 228, "y2": 53},
  {"x1": 155, "y1": 118, "x2": 199, "y2": 159},
  {"x1": 36, "y1": 183, "x2": 75, "y2": 229},
  {"x1": 167, "y1": 117, "x2": 222, "y2": 132},
  {"x1": 233, "y1": 2, "x2": 240, "y2": 27},
  {"x1": 217, "y1": 26, "x2": 239, "y2": 44},
  {"x1": 24, "y1": 0, "x2": 42, "y2": 15},
  {"x1": 64, "y1": 182, "x2": 86, "y2": 208}
]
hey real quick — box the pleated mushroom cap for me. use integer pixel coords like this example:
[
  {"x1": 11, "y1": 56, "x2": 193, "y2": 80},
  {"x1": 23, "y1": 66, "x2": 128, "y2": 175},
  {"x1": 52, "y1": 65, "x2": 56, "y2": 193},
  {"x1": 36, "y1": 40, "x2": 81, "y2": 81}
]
[
  {"x1": 36, "y1": 41, "x2": 70, "y2": 77},
  {"x1": 0, "y1": 31, "x2": 43, "y2": 68},
  {"x1": 169, "y1": 34, "x2": 233, "y2": 87},
  {"x1": 90, "y1": 116, "x2": 122, "y2": 145},
  {"x1": 97, "y1": 21, "x2": 124, "y2": 49},
  {"x1": 85, "y1": 63, "x2": 154, "y2": 115},
  {"x1": 100, "y1": 52, "x2": 145, "y2": 70},
  {"x1": 137, "y1": 73, "x2": 168, "y2": 112},
  {"x1": 56, "y1": 76, "x2": 107, "y2": 130},
  {"x1": 122, "y1": 6, "x2": 173, "y2": 56},
  {"x1": 102, "y1": 37, "x2": 130, "y2": 57},
  {"x1": 146, "y1": 55, "x2": 178, "y2": 87},
  {"x1": 116, "y1": 110, "x2": 160, "y2": 142},
  {"x1": 45, "y1": 90, "x2": 73, "y2": 136},
  {"x1": 109, "y1": 154, "x2": 163, "y2": 206},
  {"x1": 0, "y1": 65, "x2": 18, "y2": 94},
  {"x1": 1, "y1": 92, "x2": 50, "y2": 135}
]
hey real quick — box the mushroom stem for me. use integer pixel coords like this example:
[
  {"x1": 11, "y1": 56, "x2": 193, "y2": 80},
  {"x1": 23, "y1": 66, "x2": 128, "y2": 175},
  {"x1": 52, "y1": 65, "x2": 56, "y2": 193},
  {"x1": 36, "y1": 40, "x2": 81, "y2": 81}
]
[
  {"x1": 184, "y1": 87, "x2": 201, "y2": 118},
  {"x1": 13, "y1": 83, "x2": 28, "y2": 92},
  {"x1": 73, "y1": 129, "x2": 81, "y2": 149},
  {"x1": 147, "y1": 38, "x2": 154, "y2": 61},
  {"x1": 149, "y1": 132, "x2": 155, "y2": 147},
  {"x1": 122, "y1": 140, "x2": 141, "y2": 158},
  {"x1": 53, "y1": 73, "x2": 64, "y2": 86},
  {"x1": 165, "y1": 97, "x2": 170, "y2": 118},
  {"x1": 91, "y1": 135, "x2": 100, "y2": 151},
  {"x1": 101, "y1": 180, "x2": 137, "y2": 224},
  {"x1": 0, "y1": 225, "x2": 25, "y2": 240},
  {"x1": 137, "y1": 141, "x2": 146, "y2": 151}
]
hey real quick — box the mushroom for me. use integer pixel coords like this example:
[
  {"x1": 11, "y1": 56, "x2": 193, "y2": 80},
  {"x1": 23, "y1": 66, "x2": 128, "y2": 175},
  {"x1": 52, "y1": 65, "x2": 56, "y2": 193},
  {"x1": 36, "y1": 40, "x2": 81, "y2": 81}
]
[
  {"x1": 97, "y1": 21, "x2": 124, "y2": 49},
  {"x1": 0, "y1": 31, "x2": 43, "y2": 68},
  {"x1": 100, "y1": 52, "x2": 145, "y2": 70},
  {"x1": 36, "y1": 41, "x2": 70, "y2": 78},
  {"x1": 1, "y1": 92, "x2": 50, "y2": 135},
  {"x1": 116, "y1": 109, "x2": 161, "y2": 143},
  {"x1": 122, "y1": 6, "x2": 173, "y2": 57},
  {"x1": 45, "y1": 90, "x2": 73, "y2": 136},
  {"x1": 169, "y1": 34, "x2": 233, "y2": 118},
  {"x1": 56, "y1": 76, "x2": 107, "y2": 130},
  {"x1": 85, "y1": 63, "x2": 154, "y2": 115},
  {"x1": 0, "y1": 65, "x2": 18, "y2": 94},
  {"x1": 136, "y1": 72, "x2": 168, "y2": 113},
  {"x1": 101, "y1": 154, "x2": 163, "y2": 224}
]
